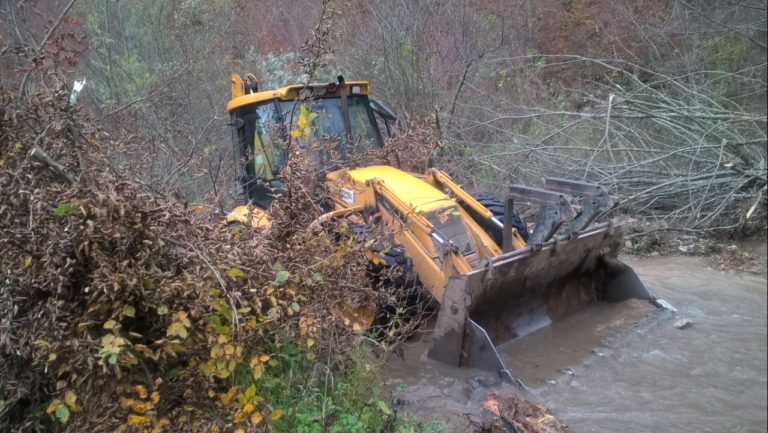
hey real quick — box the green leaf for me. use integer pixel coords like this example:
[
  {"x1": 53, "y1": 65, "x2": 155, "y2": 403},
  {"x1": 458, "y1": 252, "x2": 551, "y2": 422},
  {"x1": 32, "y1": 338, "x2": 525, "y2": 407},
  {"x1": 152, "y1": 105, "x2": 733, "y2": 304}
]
[
  {"x1": 55, "y1": 403, "x2": 70, "y2": 424},
  {"x1": 312, "y1": 272, "x2": 324, "y2": 283},
  {"x1": 274, "y1": 270, "x2": 291, "y2": 286},
  {"x1": 122, "y1": 305, "x2": 136, "y2": 318},
  {"x1": 291, "y1": 302, "x2": 301, "y2": 312},
  {"x1": 53, "y1": 204, "x2": 74, "y2": 217},
  {"x1": 157, "y1": 306, "x2": 169, "y2": 315},
  {"x1": 376, "y1": 400, "x2": 392, "y2": 415}
]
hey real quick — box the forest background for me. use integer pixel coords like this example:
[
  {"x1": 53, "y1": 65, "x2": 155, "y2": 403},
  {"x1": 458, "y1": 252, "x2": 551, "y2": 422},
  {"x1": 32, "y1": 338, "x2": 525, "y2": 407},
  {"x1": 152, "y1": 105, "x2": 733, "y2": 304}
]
[{"x1": 0, "y1": 1, "x2": 766, "y2": 432}]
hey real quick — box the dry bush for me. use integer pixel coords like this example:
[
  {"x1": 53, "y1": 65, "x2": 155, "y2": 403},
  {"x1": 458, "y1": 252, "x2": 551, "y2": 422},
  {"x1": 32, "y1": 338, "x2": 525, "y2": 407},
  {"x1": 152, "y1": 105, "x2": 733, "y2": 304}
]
[
  {"x1": 0, "y1": 76, "x2": 391, "y2": 432},
  {"x1": 371, "y1": 118, "x2": 438, "y2": 173}
]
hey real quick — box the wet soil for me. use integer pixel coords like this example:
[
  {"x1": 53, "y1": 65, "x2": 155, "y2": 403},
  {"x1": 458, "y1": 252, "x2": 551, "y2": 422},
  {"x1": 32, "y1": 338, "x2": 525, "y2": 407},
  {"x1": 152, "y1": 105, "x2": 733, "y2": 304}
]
[{"x1": 385, "y1": 255, "x2": 768, "y2": 433}]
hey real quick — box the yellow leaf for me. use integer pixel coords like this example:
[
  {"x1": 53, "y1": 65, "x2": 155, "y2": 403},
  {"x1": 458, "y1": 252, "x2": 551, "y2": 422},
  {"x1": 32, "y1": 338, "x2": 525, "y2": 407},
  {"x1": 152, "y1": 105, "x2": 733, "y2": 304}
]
[
  {"x1": 226, "y1": 267, "x2": 245, "y2": 279},
  {"x1": 167, "y1": 322, "x2": 188, "y2": 339},
  {"x1": 135, "y1": 385, "x2": 148, "y2": 399},
  {"x1": 271, "y1": 409, "x2": 284, "y2": 421},
  {"x1": 233, "y1": 410, "x2": 245, "y2": 423},
  {"x1": 306, "y1": 338, "x2": 315, "y2": 348},
  {"x1": 224, "y1": 344, "x2": 236, "y2": 355},
  {"x1": 235, "y1": 429, "x2": 245, "y2": 433},
  {"x1": 64, "y1": 391, "x2": 77, "y2": 408},
  {"x1": 119, "y1": 397, "x2": 135, "y2": 409},
  {"x1": 243, "y1": 403, "x2": 254, "y2": 414},
  {"x1": 210, "y1": 345, "x2": 223, "y2": 359},
  {"x1": 252, "y1": 364, "x2": 264, "y2": 381},
  {"x1": 23, "y1": 256, "x2": 32, "y2": 268},
  {"x1": 259, "y1": 354, "x2": 271, "y2": 363},
  {"x1": 250, "y1": 412, "x2": 263, "y2": 425},
  {"x1": 150, "y1": 391, "x2": 160, "y2": 404},
  {"x1": 46, "y1": 399, "x2": 60, "y2": 415},
  {"x1": 290, "y1": 129, "x2": 301, "y2": 138},
  {"x1": 176, "y1": 311, "x2": 191, "y2": 327},
  {"x1": 220, "y1": 388, "x2": 235, "y2": 406},
  {"x1": 103, "y1": 320, "x2": 117, "y2": 330},
  {"x1": 127, "y1": 414, "x2": 149, "y2": 426}
]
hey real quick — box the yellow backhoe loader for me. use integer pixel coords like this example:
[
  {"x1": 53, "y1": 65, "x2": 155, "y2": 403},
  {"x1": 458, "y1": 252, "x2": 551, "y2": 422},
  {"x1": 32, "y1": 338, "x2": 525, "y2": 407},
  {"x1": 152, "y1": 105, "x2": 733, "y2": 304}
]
[{"x1": 224, "y1": 73, "x2": 671, "y2": 382}]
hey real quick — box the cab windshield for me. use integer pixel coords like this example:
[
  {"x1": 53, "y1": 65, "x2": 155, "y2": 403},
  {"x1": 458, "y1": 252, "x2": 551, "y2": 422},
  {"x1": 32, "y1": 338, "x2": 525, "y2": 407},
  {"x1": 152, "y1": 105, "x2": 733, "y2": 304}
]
[
  {"x1": 280, "y1": 95, "x2": 382, "y2": 158},
  {"x1": 231, "y1": 94, "x2": 384, "y2": 208}
]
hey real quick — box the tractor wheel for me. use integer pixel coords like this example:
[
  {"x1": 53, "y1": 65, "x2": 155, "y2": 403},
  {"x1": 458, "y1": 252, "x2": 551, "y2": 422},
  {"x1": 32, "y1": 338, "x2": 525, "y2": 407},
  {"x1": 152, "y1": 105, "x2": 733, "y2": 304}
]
[
  {"x1": 471, "y1": 193, "x2": 530, "y2": 244},
  {"x1": 367, "y1": 246, "x2": 434, "y2": 340}
]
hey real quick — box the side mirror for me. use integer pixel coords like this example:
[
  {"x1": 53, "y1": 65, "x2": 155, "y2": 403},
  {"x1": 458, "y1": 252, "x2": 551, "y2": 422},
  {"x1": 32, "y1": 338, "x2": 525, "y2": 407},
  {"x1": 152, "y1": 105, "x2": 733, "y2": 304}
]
[{"x1": 369, "y1": 99, "x2": 397, "y2": 122}]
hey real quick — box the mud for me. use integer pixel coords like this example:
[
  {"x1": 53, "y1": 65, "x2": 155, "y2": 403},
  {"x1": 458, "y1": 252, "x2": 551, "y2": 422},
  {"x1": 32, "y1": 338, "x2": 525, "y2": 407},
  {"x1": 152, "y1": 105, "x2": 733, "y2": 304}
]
[{"x1": 385, "y1": 255, "x2": 767, "y2": 433}]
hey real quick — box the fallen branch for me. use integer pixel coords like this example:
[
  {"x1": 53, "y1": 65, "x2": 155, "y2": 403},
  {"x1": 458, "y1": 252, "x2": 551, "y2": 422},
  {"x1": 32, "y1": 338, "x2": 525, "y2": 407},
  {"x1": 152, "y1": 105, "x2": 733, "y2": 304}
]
[{"x1": 30, "y1": 145, "x2": 76, "y2": 185}]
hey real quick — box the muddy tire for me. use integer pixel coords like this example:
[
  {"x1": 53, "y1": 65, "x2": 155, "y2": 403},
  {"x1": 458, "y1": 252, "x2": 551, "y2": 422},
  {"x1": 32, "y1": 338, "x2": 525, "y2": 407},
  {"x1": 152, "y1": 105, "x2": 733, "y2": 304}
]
[
  {"x1": 471, "y1": 193, "x2": 530, "y2": 243},
  {"x1": 368, "y1": 246, "x2": 433, "y2": 340}
]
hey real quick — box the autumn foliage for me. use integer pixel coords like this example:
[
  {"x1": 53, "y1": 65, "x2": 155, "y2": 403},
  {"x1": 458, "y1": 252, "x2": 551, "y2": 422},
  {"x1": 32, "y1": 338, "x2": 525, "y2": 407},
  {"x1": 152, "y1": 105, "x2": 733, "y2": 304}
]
[{"x1": 0, "y1": 79, "x2": 382, "y2": 432}]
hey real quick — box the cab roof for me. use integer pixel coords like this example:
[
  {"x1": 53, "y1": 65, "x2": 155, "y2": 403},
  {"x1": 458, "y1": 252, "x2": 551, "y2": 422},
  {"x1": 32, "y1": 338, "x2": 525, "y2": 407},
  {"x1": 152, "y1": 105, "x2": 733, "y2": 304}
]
[{"x1": 227, "y1": 74, "x2": 369, "y2": 112}]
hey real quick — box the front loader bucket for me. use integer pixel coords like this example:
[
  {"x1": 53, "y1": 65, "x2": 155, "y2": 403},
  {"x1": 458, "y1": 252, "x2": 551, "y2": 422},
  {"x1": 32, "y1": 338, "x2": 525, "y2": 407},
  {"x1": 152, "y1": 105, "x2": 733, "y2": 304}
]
[{"x1": 427, "y1": 222, "x2": 663, "y2": 381}]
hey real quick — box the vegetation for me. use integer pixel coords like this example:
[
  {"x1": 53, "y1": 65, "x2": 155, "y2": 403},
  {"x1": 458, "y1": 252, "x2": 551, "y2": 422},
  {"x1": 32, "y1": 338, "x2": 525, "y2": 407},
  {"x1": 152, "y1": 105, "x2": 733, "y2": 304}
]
[
  {"x1": 0, "y1": 78, "x2": 434, "y2": 432},
  {"x1": 0, "y1": 0, "x2": 765, "y2": 432}
]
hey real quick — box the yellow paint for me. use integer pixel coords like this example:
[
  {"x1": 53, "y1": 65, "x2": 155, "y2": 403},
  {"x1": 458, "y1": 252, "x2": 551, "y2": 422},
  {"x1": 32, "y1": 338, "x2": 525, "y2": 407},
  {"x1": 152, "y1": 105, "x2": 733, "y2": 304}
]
[
  {"x1": 223, "y1": 205, "x2": 272, "y2": 228},
  {"x1": 230, "y1": 73, "x2": 244, "y2": 99},
  {"x1": 227, "y1": 79, "x2": 370, "y2": 112},
  {"x1": 426, "y1": 169, "x2": 493, "y2": 220},
  {"x1": 347, "y1": 166, "x2": 454, "y2": 213}
]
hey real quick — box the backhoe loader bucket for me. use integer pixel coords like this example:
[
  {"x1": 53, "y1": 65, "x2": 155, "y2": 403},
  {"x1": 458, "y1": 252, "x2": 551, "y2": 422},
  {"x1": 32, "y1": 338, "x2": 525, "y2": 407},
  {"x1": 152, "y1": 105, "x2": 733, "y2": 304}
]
[{"x1": 428, "y1": 222, "x2": 664, "y2": 382}]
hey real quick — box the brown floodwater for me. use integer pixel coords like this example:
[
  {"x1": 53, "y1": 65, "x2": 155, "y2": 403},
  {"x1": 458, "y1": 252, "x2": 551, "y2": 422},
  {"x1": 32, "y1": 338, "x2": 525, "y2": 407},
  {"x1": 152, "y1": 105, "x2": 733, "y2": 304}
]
[{"x1": 384, "y1": 255, "x2": 768, "y2": 433}]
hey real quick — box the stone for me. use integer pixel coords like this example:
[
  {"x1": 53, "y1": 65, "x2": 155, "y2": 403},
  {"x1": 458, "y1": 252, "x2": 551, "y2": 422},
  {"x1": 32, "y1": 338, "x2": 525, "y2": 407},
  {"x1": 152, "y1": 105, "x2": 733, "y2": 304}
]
[{"x1": 674, "y1": 318, "x2": 694, "y2": 330}]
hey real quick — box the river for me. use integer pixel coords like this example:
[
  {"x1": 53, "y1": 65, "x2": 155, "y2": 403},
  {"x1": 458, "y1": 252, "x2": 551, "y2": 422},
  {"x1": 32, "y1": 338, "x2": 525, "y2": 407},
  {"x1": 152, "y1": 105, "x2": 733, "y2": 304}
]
[{"x1": 385, "y1": 255, "x2": 768, "y2": 433}]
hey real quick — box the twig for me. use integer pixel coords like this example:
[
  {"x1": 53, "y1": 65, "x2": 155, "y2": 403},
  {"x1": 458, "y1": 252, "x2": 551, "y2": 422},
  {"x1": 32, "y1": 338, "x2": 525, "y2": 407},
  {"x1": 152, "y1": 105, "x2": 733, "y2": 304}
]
[
  {"x1": 98, "y1": 65, "x2": 190, "y2": 121},
  {"x1": 18, "y1": 0, "x2": 79, "y2": 99}
]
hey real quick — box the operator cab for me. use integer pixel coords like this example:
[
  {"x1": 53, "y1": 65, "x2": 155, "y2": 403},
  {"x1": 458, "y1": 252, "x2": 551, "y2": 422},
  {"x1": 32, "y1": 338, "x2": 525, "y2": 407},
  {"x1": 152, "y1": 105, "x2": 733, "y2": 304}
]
[{"x1": 227, "y1": 74, "x2": 396, "y2": 209}]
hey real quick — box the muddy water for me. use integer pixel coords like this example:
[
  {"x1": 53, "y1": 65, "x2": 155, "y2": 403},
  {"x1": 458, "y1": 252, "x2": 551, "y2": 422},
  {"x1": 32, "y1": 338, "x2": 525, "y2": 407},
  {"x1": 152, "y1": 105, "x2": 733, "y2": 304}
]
[
  {"x1": 385, "y1": 256, "x2": 767, "y2": 433},
  {"x1": 540, "y1": 256, "x2": 767, "y2": 433}
]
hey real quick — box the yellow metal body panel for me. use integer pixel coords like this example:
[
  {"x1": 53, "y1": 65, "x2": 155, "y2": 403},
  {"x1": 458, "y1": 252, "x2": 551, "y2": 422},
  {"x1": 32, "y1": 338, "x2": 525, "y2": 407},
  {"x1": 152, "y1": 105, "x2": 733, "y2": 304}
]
[
  {"x1": 227, "y1": 80, "x2": 370, "y2": 112},
  {"x1": 346, "y1": 166, "x2": 454, "y2": 213},
  {"x1": 322, "y1": 166, "x2": 514, "y2": 302},
  {"x1": 224, "y1": 205, "x2": 272, "y2": 228},
  {"x1": 231, "y1": 73, "x2": 245, "y2": 99}
]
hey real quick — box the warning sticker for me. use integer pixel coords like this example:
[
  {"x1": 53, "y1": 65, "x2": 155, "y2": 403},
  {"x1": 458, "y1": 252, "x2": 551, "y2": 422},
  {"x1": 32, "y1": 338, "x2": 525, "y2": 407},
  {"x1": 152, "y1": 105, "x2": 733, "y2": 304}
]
[{"x1": 340, "y1": 188, "x2": 356, "y2": 204}]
